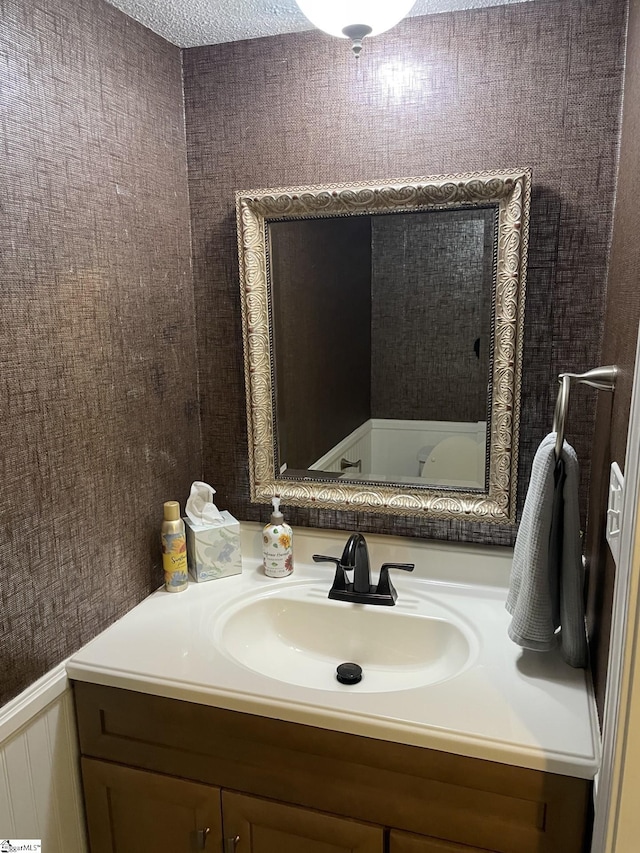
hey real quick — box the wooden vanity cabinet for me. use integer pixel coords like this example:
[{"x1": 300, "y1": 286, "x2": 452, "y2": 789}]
[{"x1": 74, "y1": 682, "x2": 591, "y2": 853}]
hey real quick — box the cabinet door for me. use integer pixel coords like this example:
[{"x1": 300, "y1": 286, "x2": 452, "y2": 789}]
[
  {"x1": 82, "y1": 757, "x2": 222, "y2": 853},
  {"x1": 390, "y1": 829, "x2": 497, "y2": 852},
  {"x1": 222, "y1": 790, "x2": 384, "y2": 853}
]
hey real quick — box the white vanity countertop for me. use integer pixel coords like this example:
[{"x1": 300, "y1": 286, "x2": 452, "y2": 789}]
[{"x1": 66, "y1": 524, "x2": 600, "y2": 780}]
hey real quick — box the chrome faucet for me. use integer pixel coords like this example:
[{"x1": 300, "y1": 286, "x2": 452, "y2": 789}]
[{"x1": 313, "y1": 533, "x2": 414, "y2": 606}]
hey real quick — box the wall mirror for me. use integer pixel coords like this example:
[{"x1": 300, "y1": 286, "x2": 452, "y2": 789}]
[{"x1": 236, "y1": 169, "x2": 530, "y2": 523}]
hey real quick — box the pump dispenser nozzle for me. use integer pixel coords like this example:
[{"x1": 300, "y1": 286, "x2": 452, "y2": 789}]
[{"x1": 270, "y1": 496, "x2": 284, "y2": 524}]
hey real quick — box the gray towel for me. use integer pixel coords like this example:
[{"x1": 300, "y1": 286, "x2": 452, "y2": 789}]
[{"x1": 506, "y1": 432, "x2": 588, "y2": 668}]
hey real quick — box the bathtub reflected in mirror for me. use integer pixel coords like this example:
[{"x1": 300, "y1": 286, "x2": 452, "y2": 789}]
[{"x1": 299, "y1": 421, "x2": 489, "y2": 490}]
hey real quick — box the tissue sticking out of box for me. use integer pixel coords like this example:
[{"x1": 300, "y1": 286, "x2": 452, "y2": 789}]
[
  {"x1": 185, "y1": 481, "x2": 225, "y2": 528},
  {"x1": 184, "y1": 481, "x2": 242, "y2": 582}
]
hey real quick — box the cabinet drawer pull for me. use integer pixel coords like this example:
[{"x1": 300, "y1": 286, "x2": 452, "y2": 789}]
[
  {"x1": 223, "y1": 835, "x2": 240, "y2": 853},
  {"x1": 196, "y1": 827, "x2": 210, "y2": 849}
]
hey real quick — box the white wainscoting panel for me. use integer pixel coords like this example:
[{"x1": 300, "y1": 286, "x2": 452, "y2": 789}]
[
  {"x1": 310, "y1": 419, "x2": 372, "y2": 474},
  {"x1": 0, "y1": 665, "x2": 88, "y2": 852}
]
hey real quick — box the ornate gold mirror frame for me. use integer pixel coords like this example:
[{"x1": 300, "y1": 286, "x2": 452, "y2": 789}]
[{"x1": 236, "y1": 169, "x2": 531, "y2": 523}]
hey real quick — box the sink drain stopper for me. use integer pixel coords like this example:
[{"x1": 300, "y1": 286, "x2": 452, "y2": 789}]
[{"x1": 336, "y1": 662, "x2": 363, "y2": 685}]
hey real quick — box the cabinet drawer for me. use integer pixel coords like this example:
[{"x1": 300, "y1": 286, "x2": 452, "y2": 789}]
[{"x1": 74, "y1": 682, "x2": 590, "y2": 853}]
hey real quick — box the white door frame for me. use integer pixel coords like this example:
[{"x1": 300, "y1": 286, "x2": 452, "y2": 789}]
[{"x1": 592, "y1": 322, "x2": 640, "y2": 852}]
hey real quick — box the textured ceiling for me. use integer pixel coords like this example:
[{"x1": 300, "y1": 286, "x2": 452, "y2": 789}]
[{"x1": 106, "y1": 0, "x2": 531, "y2": 48}]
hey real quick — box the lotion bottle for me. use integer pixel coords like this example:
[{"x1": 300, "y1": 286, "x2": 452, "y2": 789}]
[
  {"x1": 263, "y1": 497, "x2": 294, "y2": 578},
  {"x1": 161, "y1": 500, "x2": 189, "y2": 592}
]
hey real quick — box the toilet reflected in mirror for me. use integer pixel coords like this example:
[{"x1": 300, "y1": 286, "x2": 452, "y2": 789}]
[{"x1": 420, "y1": 433, "x2": 486, "y2": 488}]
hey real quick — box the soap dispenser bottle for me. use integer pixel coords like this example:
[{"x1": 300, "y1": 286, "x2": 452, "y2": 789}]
[
  {"x1": 161, "y1": 500, "x2": 189, "y2": 592},
  {"x1": 263, "y1": 497, "x2": 294, "y2": 578}
]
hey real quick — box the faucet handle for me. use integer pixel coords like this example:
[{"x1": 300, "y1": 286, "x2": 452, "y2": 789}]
[
  {"x1": 376, "y1": 562, "x2": 415, "y2": 601},
  {"x1": 312, "y1": 554, "x2": 340, "y2": 567},
  {"x1": 312, "y1": 554, "x2": 349, "y2": 593}
]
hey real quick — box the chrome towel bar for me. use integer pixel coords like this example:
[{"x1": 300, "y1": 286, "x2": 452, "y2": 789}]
[{"x1": 552, "y1": 365, "x2": 618, "y2": 460}]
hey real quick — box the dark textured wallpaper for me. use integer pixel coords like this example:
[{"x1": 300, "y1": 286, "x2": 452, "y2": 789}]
[
  {"x1": 370, "y1": 209, "x2": 493, "y2": 423},
  {"x1": 0, "y1": 0, "x2": 200, "y2": 705},
  {"x1": 184, "y1": 0, "x2": 626, "y2": 545},
  {"x1": 271, "y1": 217, "x2": 371, "y2": 469},
  {"x1": 586, "y1": 0, "x2": 640, "y2": 718}
]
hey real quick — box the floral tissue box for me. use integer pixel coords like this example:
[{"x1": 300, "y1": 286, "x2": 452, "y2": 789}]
[{"x1": 183, "y1": 511, "x2": 242, "y2": 582}]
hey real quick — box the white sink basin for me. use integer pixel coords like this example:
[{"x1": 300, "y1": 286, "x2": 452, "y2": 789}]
[
  {"x1": 215, "y1": 584, "x2": 476, "y2": 692},
  {"x1": 66, "y1": 535, "x2": 600, "y2": 779}
]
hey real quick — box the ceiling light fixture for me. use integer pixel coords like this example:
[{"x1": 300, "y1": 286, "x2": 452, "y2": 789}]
[{"x1": 294, "y1": 0, "x2": 416, "y2": 58}]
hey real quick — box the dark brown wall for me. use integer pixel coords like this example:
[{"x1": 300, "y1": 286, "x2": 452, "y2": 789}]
[
  {"x1": 184, "y1": 0, "x2": 626, "y2": 544},
  {"x1": 270, "y1": 217, "x2": 371, "y2": 469},
  {"x1": 370, "y1": 209, "x2": 493, "y2": 423},
  {"x1": 0, "y1": 0, "x2": 200, "y2": 705},
  {"x1": 586, "y1": 0, "x2": 640, "y2": 719}
]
